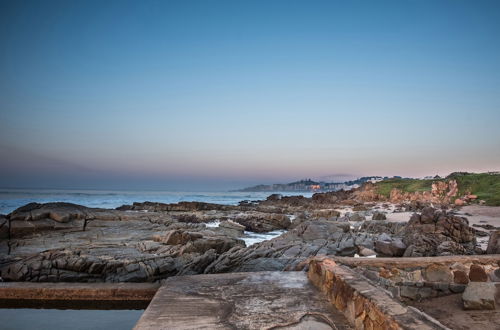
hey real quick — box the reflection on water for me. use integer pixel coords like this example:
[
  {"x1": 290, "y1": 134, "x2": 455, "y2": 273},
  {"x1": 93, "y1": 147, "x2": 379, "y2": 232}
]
[{"x1": 0, "y1": 308, "x2": 143, "y2": 330}]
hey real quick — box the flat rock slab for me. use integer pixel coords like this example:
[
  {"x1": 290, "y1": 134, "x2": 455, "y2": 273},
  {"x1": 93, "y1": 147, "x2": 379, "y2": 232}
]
[{"x1": 134, "y1": 271, "x2": 352, "y2": 329}]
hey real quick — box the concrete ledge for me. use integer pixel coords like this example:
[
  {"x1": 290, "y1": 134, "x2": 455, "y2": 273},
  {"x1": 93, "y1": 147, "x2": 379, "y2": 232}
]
[
  {"x1": 0, "y1": 282, "x2": 159, "y2": 309},
  {"x1": 134, "y1": 271, "x2": 352, "y2": 329},
  {"x1": 308, "y1": 257, "x2": 449, "y2": 330}
]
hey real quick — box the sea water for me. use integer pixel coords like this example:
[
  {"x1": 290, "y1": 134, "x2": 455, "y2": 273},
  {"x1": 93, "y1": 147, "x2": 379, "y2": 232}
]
[
  {"x1": 0, "y1": 309, "x2": 144, "y2": 330},
  {"x1": 0, "y1": 189, "x2": 313, "y2": 245},
  {"x1": 0, "y1": 189, "x2": 313, "y2": 214}
]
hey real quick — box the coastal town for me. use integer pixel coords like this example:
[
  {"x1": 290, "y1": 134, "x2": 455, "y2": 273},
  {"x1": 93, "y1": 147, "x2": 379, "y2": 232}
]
[{"x1": 237, "y1": 176, "x2": 387, "y2": 192}]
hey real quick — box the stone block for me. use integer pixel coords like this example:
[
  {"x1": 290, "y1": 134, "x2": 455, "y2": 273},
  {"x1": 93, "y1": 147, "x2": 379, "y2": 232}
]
[
  {"x1": 424, "y1": 264, "x2": 452, "y2": 282},
  {"x1": 462, "y1": 282, "x2": 496, "y2": 310}
]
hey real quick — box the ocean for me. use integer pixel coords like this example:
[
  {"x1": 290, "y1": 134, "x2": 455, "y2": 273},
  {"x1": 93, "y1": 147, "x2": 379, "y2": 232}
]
[
  {"x1": 1, "y1": 189, "x2": 315, "y2": 247},
  {"x1": 0, "y1": 189, "x2": 312, "y2": 214},
  {"x1": 0, "y1": 188, "x2": 313, "y2": 215}
]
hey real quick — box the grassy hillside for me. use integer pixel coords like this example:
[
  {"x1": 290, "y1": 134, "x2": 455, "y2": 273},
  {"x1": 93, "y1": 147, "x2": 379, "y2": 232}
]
[
  {"x1": 375, "y1": 178, "x2": 434, "y2": 197},
  {"x1": 448, "y1": 172, "x2": 500, "y2": 206},
  {"x1": 374, "y1": 172, "x2": 500, "y2": 206}
]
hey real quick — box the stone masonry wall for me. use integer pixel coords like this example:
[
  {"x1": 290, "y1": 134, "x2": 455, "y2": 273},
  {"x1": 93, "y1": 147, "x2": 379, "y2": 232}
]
[
  {"x1": 332, "y1": 255, "x2": 500, "y2": 301},
  {"x1": 308, "y1": 257, "x2": 446, "y2": 329}
]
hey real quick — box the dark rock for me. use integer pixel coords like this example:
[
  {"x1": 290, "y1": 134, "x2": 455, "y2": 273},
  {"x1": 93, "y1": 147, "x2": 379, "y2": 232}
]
[
  {"x1": 474, "y1": 229, "x2": 489, "y2": 237},
  {"x1": 233, "y1": 213, "x2": 291, "y2": 233},
  {"x1": 361, "y1": 221, "x2": 405, "y2": 235},
  {"x1": 402, "y1": 207, "x2": 476, "y2": 257},
  {"x1": 453, "y1": 270, "x2": 469, "y2": 284},
  {"x1": 204, "y1": 220, "x2": 361, "y2": 274},
  {"x1": 371, "y1": 211, "x2": 387, "y2": 220},
  {"x1": 469, "y1": 264, "x2": 488, "y2": 282},
  {"x1": 266, "y1": 194, "x2": 282, "y2": 201},
  {"x1": 449, "y1": 283, "x2": 467, "y2": 293},
  {"x1": 436, "y1": 241, "x2": 466, "y2": 256},
  {"x1": 117, "y1": 201, "x2": 234, "y2": 212},
  {"x1": 0, "y1": 215, "x2": 9, "y2": 239},
  {"x1": 374, "y1": 236, "x2": 406, "y2": 257}
]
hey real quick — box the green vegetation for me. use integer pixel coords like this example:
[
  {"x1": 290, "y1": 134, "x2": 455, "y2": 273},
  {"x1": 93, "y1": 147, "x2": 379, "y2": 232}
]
[
  {"x1": 375, "y1": 178, "x2": 434, "y2": 197},
  {"x1": 374, "y1": 172, "x2": 500, "y2": 206},
  {"x1": 447, "y1": 172, "x2": 500, "y2": 206}
]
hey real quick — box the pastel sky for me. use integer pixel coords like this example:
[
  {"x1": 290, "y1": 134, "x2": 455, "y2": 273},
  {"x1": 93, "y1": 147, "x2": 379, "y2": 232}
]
[{"x1": 1, "y1": 0, "x2": 500, "y2": 190}]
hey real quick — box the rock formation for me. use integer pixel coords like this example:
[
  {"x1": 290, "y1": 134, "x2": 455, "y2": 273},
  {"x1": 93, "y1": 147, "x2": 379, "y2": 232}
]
[
  {"x1": 0, "y1": 194, "x2": 484, "y2": 283},
  {"x1": 402, "y1": 207, "x2": 476, "y2": 257}
]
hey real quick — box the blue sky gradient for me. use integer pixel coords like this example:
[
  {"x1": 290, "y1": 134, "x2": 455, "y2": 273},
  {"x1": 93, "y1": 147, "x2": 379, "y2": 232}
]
[{"x1": 1, "y1": 0, "x2": 499, "y2": 189}]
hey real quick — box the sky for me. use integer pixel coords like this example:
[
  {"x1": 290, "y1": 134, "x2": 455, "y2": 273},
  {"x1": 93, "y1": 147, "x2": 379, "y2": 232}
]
[{"x1": 1, "y1": 0, "x2": 500, "y2": 190}]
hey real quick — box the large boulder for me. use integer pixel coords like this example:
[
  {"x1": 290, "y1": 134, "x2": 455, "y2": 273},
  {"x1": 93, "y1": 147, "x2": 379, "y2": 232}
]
[
  {"x1": 9, "y1": 202, "x2": 90, "y2": 222},
  {"x1": 233, "y1": 213, "x2": 291, "y2": 233},
  {"x1": 402, "y1": 207, "x2": 476, "y2": 257},
  {"x1": 374, "y1": 234, "x2": 406, "y2": 257},
  {"x1": 218, "y1": 220, "x2": 245, "y2": 237},
  {"x1": 7, "y1": 203, "x2": 92, "y2": 237},
  {"x1": 5, "y1": 202, "x2": 174, "y2": 239}
]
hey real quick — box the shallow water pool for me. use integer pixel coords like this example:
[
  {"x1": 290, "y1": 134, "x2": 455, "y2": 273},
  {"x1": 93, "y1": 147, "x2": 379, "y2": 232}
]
[{"x1": 0, "y1": 308, "x2": 144, "y2": 330}]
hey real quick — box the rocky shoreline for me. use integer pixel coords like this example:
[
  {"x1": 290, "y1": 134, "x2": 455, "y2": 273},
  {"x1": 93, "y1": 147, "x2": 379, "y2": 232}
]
[{"x1": 1, "y1": 183, "x2": 499, "y2": 283}]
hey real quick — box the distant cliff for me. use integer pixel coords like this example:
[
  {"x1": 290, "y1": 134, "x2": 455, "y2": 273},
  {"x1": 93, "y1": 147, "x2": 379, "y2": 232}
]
[{"x1": 237, "y1": 177, "x2": 387, "y2": 192}]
